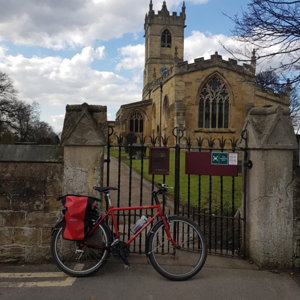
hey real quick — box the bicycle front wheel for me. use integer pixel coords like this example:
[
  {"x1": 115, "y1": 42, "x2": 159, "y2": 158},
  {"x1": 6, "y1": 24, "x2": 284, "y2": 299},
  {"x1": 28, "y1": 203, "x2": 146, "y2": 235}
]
[
  {"x1": 147, "y1": 216, "x2": 207, "y2": 281},
  {"x1": 51, "y1": 222, "x2": 112, "y2": 277}
]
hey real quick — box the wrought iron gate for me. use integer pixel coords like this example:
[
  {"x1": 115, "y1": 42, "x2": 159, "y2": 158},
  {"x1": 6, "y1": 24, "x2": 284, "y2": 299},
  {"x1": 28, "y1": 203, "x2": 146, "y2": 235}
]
[{"x1": 104, "y1": 127, "x2": 247, "y2": 257}]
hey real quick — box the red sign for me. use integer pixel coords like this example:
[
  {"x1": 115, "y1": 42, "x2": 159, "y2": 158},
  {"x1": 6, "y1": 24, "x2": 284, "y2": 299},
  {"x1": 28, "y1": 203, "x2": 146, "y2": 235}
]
[
  {"x1": 185, "y1": 152, "x2": 239, "y2": 176},
  {"x1": 149, "y1": 147, "x2": 170, "y2": 175}
]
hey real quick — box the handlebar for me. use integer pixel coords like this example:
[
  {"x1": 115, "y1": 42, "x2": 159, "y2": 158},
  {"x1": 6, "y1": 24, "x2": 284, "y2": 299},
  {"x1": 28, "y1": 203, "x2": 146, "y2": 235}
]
[
  {"x1": 157, "y1": 183, "x2": 173, "y2": 193},
  {"x1": 90, "y1": 184, "x2": 172, "y2": 207},
  {"x1": 152, "y1": 184, "x2": 173, "y2": 205}
]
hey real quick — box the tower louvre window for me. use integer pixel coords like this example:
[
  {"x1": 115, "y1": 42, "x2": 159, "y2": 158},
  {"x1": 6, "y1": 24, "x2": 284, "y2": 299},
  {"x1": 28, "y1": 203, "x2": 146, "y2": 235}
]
[
  {"x1": 161, "y1": 29, "x2": 171, "y2": 48},
  {"x1": 198, "y1": 74, "x2": 230, "y2": 129}
]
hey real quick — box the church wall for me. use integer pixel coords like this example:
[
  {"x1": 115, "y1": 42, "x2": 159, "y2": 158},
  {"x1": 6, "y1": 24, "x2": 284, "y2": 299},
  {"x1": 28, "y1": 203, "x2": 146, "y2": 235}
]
[
  {"x1": 183, "y1": 67, "x2": 255, "y2": 143},
  {"x1": 115, "y1": 101, "x2": 153, "y2": 142},
  {"x1": 148, "y1": 65, "x2": 289, "y2": 146},
  {"x1": 149, "y1": 76, "x2": 176, "y2": 140}
]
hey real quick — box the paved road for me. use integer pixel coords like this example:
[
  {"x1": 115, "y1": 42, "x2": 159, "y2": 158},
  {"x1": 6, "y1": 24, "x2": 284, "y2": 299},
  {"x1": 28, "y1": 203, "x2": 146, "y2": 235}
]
[{"x1": 0, "y1": 255, "x2": 299, "y2": 300}]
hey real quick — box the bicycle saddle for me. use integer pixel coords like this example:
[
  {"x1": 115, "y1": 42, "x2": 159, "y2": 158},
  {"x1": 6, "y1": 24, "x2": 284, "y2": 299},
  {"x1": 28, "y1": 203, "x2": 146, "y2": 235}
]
[{"x1": 93, "y1": 186, "x2": 119, "y2": 193}]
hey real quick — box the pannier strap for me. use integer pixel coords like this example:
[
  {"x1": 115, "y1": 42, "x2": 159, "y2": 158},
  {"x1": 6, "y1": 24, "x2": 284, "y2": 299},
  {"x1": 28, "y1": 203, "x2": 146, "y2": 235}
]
[
  {"x1": 93, "y1": 186, "x2": 119, "y2": 193},
  {"x1": 57, "y1": 194, "x2": 101, "y2": 202}
]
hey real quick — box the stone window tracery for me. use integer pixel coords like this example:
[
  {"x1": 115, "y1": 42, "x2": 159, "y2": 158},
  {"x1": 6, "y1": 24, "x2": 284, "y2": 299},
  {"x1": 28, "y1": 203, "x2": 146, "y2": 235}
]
[
  {"x1": 198, "y1": 74, "x2": 230, "y2": 129},
  {"x1": 129, "y1": 111, "x2": 144, "y2": 133},
  {"x1": 161, "y1": 29, "x2": 171, "y2": 48}
]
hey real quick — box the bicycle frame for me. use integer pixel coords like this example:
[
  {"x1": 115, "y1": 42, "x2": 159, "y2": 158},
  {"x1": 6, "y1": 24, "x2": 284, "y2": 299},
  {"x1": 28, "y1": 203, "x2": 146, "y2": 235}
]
[{"x1": 87, "y1": 193, "x2": 177, "y2": 248}]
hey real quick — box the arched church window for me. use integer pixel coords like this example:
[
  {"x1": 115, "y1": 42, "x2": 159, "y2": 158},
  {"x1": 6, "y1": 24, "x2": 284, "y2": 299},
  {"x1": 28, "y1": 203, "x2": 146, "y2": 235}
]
[
  {"x1": 161, "y1": 29, "x2": 171, "y2": 48},
  {"x1": 163, "y1": 96, "x2": 169, "y2": 119},
  {"x1": 198, "y1": 74, "x2": 230, "y2": 129},
  {"x1": 204, "y1": 99, "x2": 210, "y2": 128},
  {"x1": 129, "y1": 111, "x2": 143, "y2": 133},
  {"x1": 152, "y1": 104, "x2": 156, "y2": 119}
]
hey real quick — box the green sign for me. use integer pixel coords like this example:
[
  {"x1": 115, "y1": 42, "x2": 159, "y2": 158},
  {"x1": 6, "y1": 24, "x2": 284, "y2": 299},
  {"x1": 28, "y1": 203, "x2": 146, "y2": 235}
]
[{"x1": 211, "y1": 152, "x2": 228, "y2": 165}]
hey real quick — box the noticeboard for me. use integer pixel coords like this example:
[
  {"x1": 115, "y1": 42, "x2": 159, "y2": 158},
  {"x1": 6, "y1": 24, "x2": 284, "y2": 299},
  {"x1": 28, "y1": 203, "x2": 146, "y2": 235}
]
[
  {"x1": 186, "y1": 152, "x2": 239, "y2": 176},
  {"x1": 149, "y1": 147, "x2": 170, "y2": 175}
]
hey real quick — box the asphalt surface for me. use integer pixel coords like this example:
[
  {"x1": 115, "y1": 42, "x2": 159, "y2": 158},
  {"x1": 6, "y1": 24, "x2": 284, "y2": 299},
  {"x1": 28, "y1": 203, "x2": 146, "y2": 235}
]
[{"x1": 0, "y1": 255, "x2": 299, "y2": 300}]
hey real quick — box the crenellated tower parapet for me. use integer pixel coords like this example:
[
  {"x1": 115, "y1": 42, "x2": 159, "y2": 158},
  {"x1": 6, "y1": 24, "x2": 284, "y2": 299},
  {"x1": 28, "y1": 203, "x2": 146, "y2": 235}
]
[{"x1": 143, "y1": 51, "x2": 289, "y2": 104}]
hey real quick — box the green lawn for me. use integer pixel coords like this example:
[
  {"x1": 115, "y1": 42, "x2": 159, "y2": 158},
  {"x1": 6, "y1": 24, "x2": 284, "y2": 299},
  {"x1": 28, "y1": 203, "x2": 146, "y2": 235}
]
[{"x1": 108, "y1": 147, "x2": 242, "y2": 215}]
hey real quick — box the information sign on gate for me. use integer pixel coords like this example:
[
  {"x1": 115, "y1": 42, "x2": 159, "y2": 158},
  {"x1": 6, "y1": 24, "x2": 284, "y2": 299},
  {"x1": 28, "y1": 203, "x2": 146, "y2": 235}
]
[
  {"x1": 185, "y1": 152, "x2": 239, "y2": 176},
  {"x1": 149, "y1": 147, "x2": 170, "y2": 175},
  {"x1": 211, "y1": 152, "x2": 228, "y2": 165}
]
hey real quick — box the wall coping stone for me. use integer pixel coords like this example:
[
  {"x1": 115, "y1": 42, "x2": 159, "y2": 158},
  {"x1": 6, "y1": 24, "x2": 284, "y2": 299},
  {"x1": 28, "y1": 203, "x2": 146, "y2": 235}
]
[
  {"x1": 0, "y1": 145, "x2": 63, "y2": 162},
  {"x1": 61, "y1": 103, "x2": 107, "y2": 146},
  {"x1": 239, "y1": 105, "x2": 298, "y2": 150}
]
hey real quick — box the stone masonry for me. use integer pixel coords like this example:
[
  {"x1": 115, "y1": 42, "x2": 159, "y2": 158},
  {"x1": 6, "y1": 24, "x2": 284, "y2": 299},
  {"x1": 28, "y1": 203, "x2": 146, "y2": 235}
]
[
  {"x1": 61, "y1": 103, "x2": 107, "y2": 197},
  {"x1": 293, "y1": 149, "x2": 300, "y2": 268},
  {"x1": 241, "y1": 105, "x2": 298, "y2": 268},
  {"x1": 0, "y1": 145, "x2": 63, "y2": 263}
]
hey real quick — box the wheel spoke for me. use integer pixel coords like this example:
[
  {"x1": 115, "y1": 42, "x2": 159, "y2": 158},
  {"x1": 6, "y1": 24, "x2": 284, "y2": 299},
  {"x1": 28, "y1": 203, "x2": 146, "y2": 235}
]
[
  {"x1": 148, "y1": 216, "x2": 207, "y2": 280},
  {"x1": 51, "y1": 223, "x2": 112, "y2": 277}
]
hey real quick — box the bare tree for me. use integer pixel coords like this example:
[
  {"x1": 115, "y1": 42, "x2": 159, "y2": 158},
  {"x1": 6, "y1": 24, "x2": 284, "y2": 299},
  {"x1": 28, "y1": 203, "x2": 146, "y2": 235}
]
[
  {"x1": 230, "y1": 0, "x2": 300, "y2": 84},
  {"x1": 0, "y1": 72, "x2": 17, "y2": 102},
  {"x1": 0, "y1": 72, "x2": 58, "y2": 144},
  {"x1": 31, "y1": 121, "x2": 59, "y2": 144},
  {"x1": 255, "y1": 70, "x2": 284, "y2": 92},
  {"x1": 289, "y1": 83, "x2": 300, "y2": 125},
  {"x1": 12, "y1": 100, "x2": 40, "y2": 141},
  {"x1": 254, "y1": 70, "x2": 300, "y2": 125},
  {"x1": 0, "y1": 72, "x2": 18, "y2": 133}
]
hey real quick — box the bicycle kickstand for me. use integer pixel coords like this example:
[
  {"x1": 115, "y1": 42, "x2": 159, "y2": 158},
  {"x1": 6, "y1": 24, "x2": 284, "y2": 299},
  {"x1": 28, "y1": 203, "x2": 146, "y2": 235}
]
[
  {"x1": 112, "y1": 240, "x2": 130, "y2": 269},
  {"x1": 119, "y1": 250, "x2": 130, "y2": 269}
]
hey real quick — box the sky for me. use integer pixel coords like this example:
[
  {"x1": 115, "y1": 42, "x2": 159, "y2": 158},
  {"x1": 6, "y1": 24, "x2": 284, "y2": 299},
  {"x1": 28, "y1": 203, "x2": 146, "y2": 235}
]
[{"x1": 0, "y1": 0, "x2": 252, "y2": 133}]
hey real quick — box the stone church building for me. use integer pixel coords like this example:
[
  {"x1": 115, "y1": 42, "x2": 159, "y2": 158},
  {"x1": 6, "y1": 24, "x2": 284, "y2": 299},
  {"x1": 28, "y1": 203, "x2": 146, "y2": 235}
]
[{"x1": 114, "y1": 1, "x2": 290, "y2": 144}]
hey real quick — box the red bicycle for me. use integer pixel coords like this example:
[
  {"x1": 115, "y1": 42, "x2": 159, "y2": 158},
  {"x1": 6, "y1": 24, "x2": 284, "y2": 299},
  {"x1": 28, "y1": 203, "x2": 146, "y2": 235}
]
[{"x1": 51, "y1": 184, "x2": 207, "y2": 281}]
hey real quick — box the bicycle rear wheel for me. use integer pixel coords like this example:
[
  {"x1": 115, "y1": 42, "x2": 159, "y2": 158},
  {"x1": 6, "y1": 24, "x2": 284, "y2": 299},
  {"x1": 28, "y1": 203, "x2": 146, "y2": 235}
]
[
  {"x1": 51, "y1": 222, "x2": 112, "y2": 277},
  {"x1": 147, "y1": 216, "x2": 207, "y2": 281}
]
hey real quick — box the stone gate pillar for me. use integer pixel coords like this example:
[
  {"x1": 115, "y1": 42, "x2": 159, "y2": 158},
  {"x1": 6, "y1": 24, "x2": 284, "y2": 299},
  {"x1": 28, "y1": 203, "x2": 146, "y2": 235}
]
[
  {"x1": 61, "y1": 103, "x2": 107, "y2": 197},
  {"x1": 241, "y1": 105, "x2": 298, "y2": 268}
]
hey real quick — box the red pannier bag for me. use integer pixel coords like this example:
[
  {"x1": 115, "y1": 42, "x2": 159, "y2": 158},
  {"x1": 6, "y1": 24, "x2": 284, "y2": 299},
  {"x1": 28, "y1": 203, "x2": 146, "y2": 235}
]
[{"x1": 60, "y1": 195, "x2": 99, "y2": 240}]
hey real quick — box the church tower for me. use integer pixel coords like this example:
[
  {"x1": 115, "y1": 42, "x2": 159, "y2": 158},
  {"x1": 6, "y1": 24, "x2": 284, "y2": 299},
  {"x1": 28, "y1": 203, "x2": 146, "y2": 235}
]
[{"x1": 143, "y1": 1, "x2": 186, "y2": 91}]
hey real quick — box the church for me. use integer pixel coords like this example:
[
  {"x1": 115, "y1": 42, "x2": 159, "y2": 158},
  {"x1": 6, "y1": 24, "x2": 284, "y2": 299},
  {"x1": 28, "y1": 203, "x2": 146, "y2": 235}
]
[{"x1": 114, "y1": 1, "x2": 290, "y2": 145}]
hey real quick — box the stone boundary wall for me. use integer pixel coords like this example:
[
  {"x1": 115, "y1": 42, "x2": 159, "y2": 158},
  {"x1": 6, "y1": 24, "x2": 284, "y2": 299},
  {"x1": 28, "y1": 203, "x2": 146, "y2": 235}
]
[
  {"x1": 293, "y1": 147, "x2": 300, "y2": 268},
  {"x1": 0, "y1": 145, "x2": 63, "y2": 263}
]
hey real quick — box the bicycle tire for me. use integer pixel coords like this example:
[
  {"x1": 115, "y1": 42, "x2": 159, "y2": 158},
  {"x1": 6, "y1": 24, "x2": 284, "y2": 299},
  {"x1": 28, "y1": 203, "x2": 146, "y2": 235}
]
[
  {"x1": 51, "y1": 222, "x2": 112, "y2": 277},
  {"x1": 147, "y1": 216, "x2": 207, "y2": 281}
]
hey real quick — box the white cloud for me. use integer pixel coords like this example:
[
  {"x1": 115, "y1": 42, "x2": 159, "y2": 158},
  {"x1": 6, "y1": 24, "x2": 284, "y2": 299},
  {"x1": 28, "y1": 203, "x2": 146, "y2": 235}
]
[
  {"x1": 0, "y1": 1, "x2": 209, "y2": 49},
  {"x1": 184, "y1": 30, "x2": 297, "y2": 81},
  {"x1": 50, "y1": 114, "x2": 65, "y2": 133},
  {"x1": 116, "y1": 44, "x2": 144, "y2": 71},
  {"x1": 184, "y1": 31, "x2": 237, "y2": 62},
  {"x1": 0, "y1": 45, "x2": 142, "y2": 131},
  {"x1": 152, "y1": 0, "x2": 209, "y2": 7},
  {"x1": 0, "y1": 0, "x2": 145, "y2": 48}
]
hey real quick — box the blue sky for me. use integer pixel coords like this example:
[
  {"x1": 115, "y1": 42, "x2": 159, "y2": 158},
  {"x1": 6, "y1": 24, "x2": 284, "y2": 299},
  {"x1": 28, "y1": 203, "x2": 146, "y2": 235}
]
[{"x1": 0, "y1": 0, "x2": 251, "y2": 132}]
